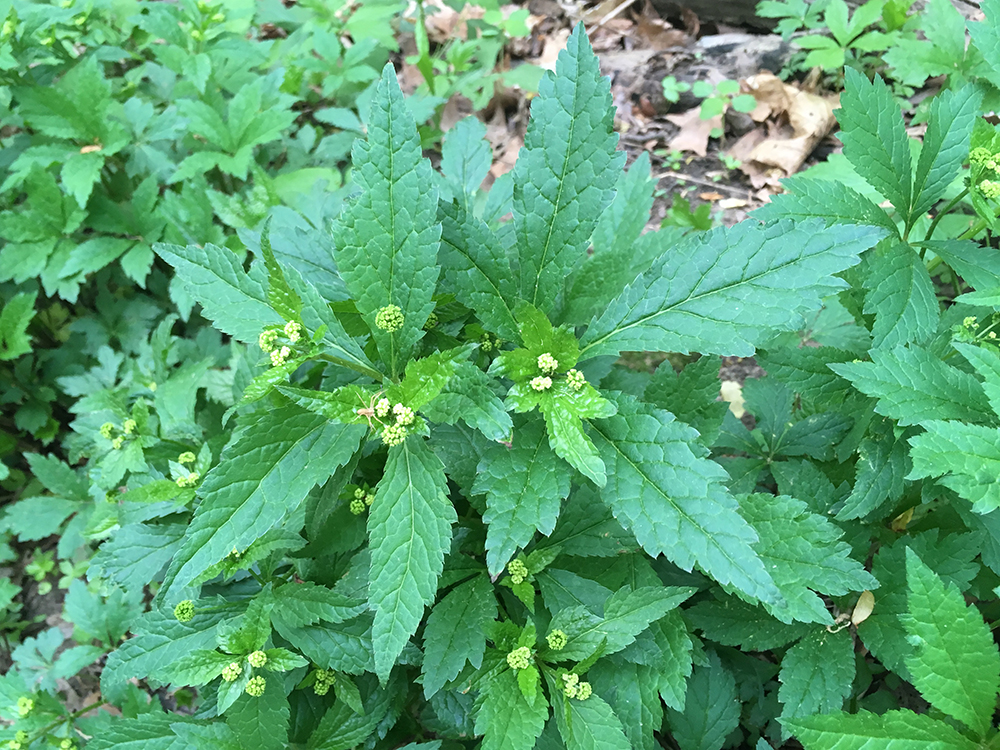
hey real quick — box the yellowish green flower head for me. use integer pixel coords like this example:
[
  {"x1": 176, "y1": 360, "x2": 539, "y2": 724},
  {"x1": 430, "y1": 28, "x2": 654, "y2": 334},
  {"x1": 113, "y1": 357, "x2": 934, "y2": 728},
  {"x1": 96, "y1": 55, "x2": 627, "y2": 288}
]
[
  {"x1": 393, "y1": 403, "x2": 415, "y2": 425},
  {"x1": 530, "y1": 376, "x2": 552, "y2": 392},
  {"x1": 222, "y1": 662, "x2": 242, "y2": 682},
  {"x1": 507, "y1": 559, "x2": 528, "y2": 584},
  {"x1": 365, "y1": 493, "x2": 375, "y2": 506},
  {"x1": 248, "y1": 650, "x2": 267, "y2": 668},
  {"x1": 245, "y1": 675, "x2": 266, "y2": 696},
  {"x1": 176, "y1": 472, "x2": 200, "y2": 488},
  {"x1": 425, "y1": 311, "x2": 438, "y2": 329},
  {"x1": 111, "y1": 436, "x2": 125, "y2": 450},
  {"x1": 100, "y1": 422, "x2": 114, "y2": 439},
  {"x1": 381, "y1": 423, "x2": 408, "y2": 446},
  {"x1": 174, "y1": 600, "x2": 195, "y2": 622},
  {"x1": 122, "y1": 418, "x2": 137, "y2": 435},
  {"x1": 60, "y1": 739, "x2": 75, "y2": 750},
  {"x1": 259, "y1": 329, "x2": 278, "y2": 353},
  {"x1": 270, "y1": 345, "x2": 292, "y2": 367},
  {"x1": 562, "y1": 673, "x2": 580, "y2": 698},
  {"x1": 375, "y1": 398, "x2": 391, "y2": 418},
  {"x1": 284, "y1": 320, "x2": 302, "y2": 343},
  {"x1": 350, "y1": 498, "x2": 366, "y2": 515},
  {"x1": 537, "y1": 352, "x2": 559, "y2": 375},
  {"x1": 178, "y1": 451, "x2": 197, "y2": 464},
  {"x1": 566, "y1": 369, "x2": 585, "y2": 391},
  {"x1": 980, "y1": 179, "x2": 1000, "y2": 200},
  {"x1": 971, "y1": 146, "x2": 993, "y2": 165},
  {"x1": 964, "y1": 316, "x2": 979, "y2": 329},
  {"x1": 313, "y1": 669, "x2": 335, "y2": 695},
  {"x1": 354, "y1": 487, "x2": 366, "y2": 499},
  {"x1": 507, "y1": 646, "x2": 532, "y2": 670},
  {"x1": 16, "y1": 697, "x2": 33, "y2": 717},
  {"x1": 375, "y1": 304, "x2": 404, "y2": 332},
  {"x1": 546, "y1": 629, "x2": 567, "y2": 651},
  {"x1": 575, "y1": 681, "x2": 593, "y2": 700}
]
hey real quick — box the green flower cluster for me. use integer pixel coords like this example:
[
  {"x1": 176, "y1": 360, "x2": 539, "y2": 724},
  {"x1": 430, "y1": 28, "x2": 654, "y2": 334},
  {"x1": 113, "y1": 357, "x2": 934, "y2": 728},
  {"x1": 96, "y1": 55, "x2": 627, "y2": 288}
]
[
  {"x1": 178, "y1": 451, "x2": 196, "y2": 464},
  {"x1": 981, "y1": 179, "x2": 1000, "y2": 200},
  {"x1": 247, "y1": 650, "x2": 267, "y2": 668},
  {"x1": 122, "y1": 418, "x2": 137, "y2": 435},
  {"x1": 173, "y1": 600, "x2": 195, "y2": 622},
  {"x1": 350, "y1": 498, "x2": 366, "y2": 515},
  {"x1": 176, "y1": 471, "x2": 200, "y2": 488},
  {"x1": 7, "y1": 730, "x2": 28, "y2": 750},
  {"x1": 566, "y1": 369, "x2": 585, "y2": 391},
  {"x1": 381, "y1": 423, "x2": 408, "y2": 446},
  {"x1": 530, "y1": 376, "x2": 552, "y2": 392},
  {"x1": 313, "y1": 669, "x2": 335, "y2": 695},
  {"x1": 245, "y1": 675, "x2": 266, "y2": 697},
  {"x1": 537, "y1": 352, "x2": 559, "y2": 374},
  {"x1": 284, "y1": 320, "x2": 302, "y2": 343},
  {"x1": 561, "y1": 673, "x2": 592, "y2": 700},
  {"x1": 506, "y1": 646, "x2": 532, "y2": 670},
  {"x1": 375, "y1": 304, "x2": 404, "y2": 332},
  {"x1": 16, "y1": 697, "x2": 32, "y2": 717},
  {"x1": 546, "y1": 629, "x2": 567, "y2": 651},
  {"x1": 222, "y1": 662, "x2": 243, "y2": 682},
  {"x1": 479, "y1": 332, "x2": 502, "y2": 352},
  {"x1": 507, "y1": 559, "x2": 528, "y2": 585}
]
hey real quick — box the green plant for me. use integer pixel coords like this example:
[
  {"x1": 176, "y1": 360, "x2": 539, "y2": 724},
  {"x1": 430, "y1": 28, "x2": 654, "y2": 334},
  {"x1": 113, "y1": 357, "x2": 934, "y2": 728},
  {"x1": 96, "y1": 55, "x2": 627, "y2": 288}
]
[
  {"x1": 2, "y1": 21, "x2": 895, "y2": 749},
  {"x1": 660, "y1": 74, "x2": 691, "y2": 103}
]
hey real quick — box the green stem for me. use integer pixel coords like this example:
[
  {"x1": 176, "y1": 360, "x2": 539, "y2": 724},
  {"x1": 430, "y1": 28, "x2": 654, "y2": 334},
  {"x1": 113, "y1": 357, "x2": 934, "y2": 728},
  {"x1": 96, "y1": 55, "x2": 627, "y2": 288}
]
[
  {"x1": 26, "y1": 703, "x2": 97, "y2": 745},
  {"x1": 316, "y1": 353, "x2": 385, "y2": 383},
  {"x1": 957, "y1": 201, "x2": 1000, "y2": 242},
  {"x1": 923, "y1": 187, "x2": 969, "y2": 243}
]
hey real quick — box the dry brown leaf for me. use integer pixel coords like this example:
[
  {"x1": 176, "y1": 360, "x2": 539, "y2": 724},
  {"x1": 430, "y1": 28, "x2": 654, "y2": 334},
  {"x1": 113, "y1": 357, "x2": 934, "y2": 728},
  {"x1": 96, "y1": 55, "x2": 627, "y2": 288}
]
[
  {"x1": 666, "y1": 107, "x2": 721, "y2": 156},
  {"x1": 533, "y1": 27, "x2": 570, "y2": 70},
  {"x1": 634, "y1": 0, "x2": 689, "y2": 50},
  {"x1": 698, "y1": 191, "x2": 723, "y2": 201},
  {"x1": 718, "y1": 197, "x2": 748, "y2": 209},
  {"x1": 852, "y1": 590, "x2": 875, "y2": 626},
  {"x1": 720, "y1": 380, "x2": 745, "y2": 418}
]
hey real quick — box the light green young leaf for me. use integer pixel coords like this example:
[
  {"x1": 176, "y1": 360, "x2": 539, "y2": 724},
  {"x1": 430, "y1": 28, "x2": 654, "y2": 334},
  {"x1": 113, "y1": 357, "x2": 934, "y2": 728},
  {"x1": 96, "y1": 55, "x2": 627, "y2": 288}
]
[
  {"x1": 440, "y1": 116, "x2": 492, "y2": 210},
  {"x1": 161, "y1": 407, "x2": 366, "y2": 596},
  {"x1": 0, "y1": 291, "x2": 37, "y2": 360},
  {"x1": 864, "y1": 243, "x2": 939, "y2": 350},
  {"x1": 420, "y1": 360, "x2": 513, "y2": 442},
  {"x1": 739, "y1": 493, "x2": 878, "y2": 624},
  {"x1": 476, "y1": 666, "x2": 549, "y2": 750},
  {"x1": 785, "y1": 709, "x2": 979, "y2": 750},
  {"x1": 154, "y1": 242, "x2": 281, "y2": 344},
  {"x1": 970, "y1": 0, "x2": 1000, "y2": 90},
  {"x1": 910, "y1": 421, "x2": 1000, "y2": 511},
  {"x1": 369, "y1": 438, "x2": 456, "y2": 682},
  {"x1": 905, "y1": 548, "x2": 1000, "y2": 735},
  {"x1": 837, "y1": 68, "x2": 911, "y2": 216},
  {"x1": 333, "y1": 65, "x2": 440, "y2": 375},
  {"x1": 227, "y1": 678, "x2": 290, "y2": 750},
  {"x1": 580, "y1": 219, "x2": 883, "y2": 360},
  {"x1": 751, "y1": 176, "x2": 899, "y2": 235},
  {"x1": 588, "y1": 393, "x2": 782, "y2": 607},
  {"x1": 778, "y1": 629, "x2": 855, "y2": 724},
  {"x1": 422, "y1": 574, "x2": 496, "y2": 697},
  {"x1": 258, "y1": 217, "x2": 302, "y2": 322},
  {"x1": 265, "y1": 581, "x2": 368, "y2": 629},
  {"x1": 161, "y1": 649, "x2": 234, "y2": 687},
  {"x1": 830, "y1": 346, "x2": 993, "y2": 427},
  {"x1": 513, "y1": 23, "x2": 624, "y2": 311},
  {"x1": 837, "y1": 426, "x2": 908, "y2": 520},
  {"x1": 474, "y1": 419, "x2": 571, "y2": 575},
  {"x1": 665, "y1": 652, "x2": 740, "y2": 750},
  {"x1": 954, "y1": 342, "x2": 1000, "y2": 416},
  {"x1": 391, "y1": 347, "x2": 469, "y2": 411}
]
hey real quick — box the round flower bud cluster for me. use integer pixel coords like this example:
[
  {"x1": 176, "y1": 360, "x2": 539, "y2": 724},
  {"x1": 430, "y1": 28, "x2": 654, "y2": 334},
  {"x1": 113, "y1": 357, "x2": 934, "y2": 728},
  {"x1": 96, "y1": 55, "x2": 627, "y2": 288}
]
[
  {"x1": 100, "y1": 422, "x2": 114, "y2": 439},
  {"x1": 546, "y1": 629, "x2": 567, "y2": 651},
  {"x1": 375, "y1": 398, "x2": 391, "y2": 418},
  {"x1": 350, "y1": 498, "x2": 366, "y2": 515},
  {"x1": 60, "y1": 739, "x2": 76, "y2": 750},
  {"x1": 222, "y1": 662, "x2": 243, "y2": 682},
  {"x1": 562, "y1": 674, "x2": 592, "y2": 699},
  {"x1": 248, "y1": 650, "x2": 268, "y2": 668},
  {"x1": 971, "y1": 146, "x2": 993, "y2": 165},
  {"x1": 270, "y1": 345, "x2": 292, "y2": 367},
  {"x1": 425, "y1": 311, "x2": 438, "y2": 329},
  {"x1": 284, "y1": 320, "x2": 302, "y2": 343},
  {"x1": 566, "y1": 369, "x2": 585, "y2": 391},
  {"x1": 176, "y1": 472, "x2": 200, "y2": 488},
  {"x1": 537, "y1": 352, "x2": 559, "y2": 375},
  {"x1": 964, "y1": 316, "x2": 980, "y2": 329},
  {"x1": 16, "y1": 697, "x2": 33, "y2": 717},
  {"x1": 507, "y1": 559, "x2": 528, "y2": 585},
  {"x1": 981, "y1": 179, "x2": 1000, "y2": 200},
  {"x1": 381, "y1": 423, "x2": 408, "y2": 446},
  {"x1": 506, "y1": 646, "x2": 532, "y2": 670},
  {"x1": 259, "y1": 329, "x2": 279, "y2": 353},
  {"x1": 122, "y1": 418, "x2": 137, "y2": 435},
  {"x1": 479, "y1": 333, "x2": 501, "y2": 352},
  {"x1": 174, "y1": 600, "x2": 195, "y2": 622},
  {"x1": 111, "y1": 436, "x2": 125, "y2": 450},
  {"x1": 393, "y1": 403, "x2": 414, "y2": 426},
  {"x1": 313, "y1": 669, "x2": 335, "y2": 695},
  {"x1": 178, "y1": 451, "x2": 196, "y2": 464},
  {"x1": 530, "y1": 376, "x2": 552, "y2": 392},
  {"x1": 245, "y1": 675, "x2": 266, "y2": 697},
  {"x1": 375, "y1": 304, "x2": 404, "y2": 332},
  {"x1": 576, "y1": 681, "x2": 593, "y2": 700}
]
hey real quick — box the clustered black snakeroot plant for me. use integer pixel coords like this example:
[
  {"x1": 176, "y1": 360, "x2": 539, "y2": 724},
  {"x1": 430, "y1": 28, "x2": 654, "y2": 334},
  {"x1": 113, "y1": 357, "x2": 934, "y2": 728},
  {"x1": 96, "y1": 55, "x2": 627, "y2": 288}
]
[{"x1": 13, "y1": 5, "x2": 1000, "y2": 748}]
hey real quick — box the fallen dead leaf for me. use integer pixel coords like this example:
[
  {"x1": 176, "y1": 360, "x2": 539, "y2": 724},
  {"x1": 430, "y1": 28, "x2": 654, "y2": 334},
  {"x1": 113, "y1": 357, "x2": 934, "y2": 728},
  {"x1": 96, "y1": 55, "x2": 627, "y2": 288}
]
[
  {"x1": 634, "y1": 0, "x2": 689, "y2": 50},
  {"x1": 665, "y1": 107, "x2": 721, "y2": 157},
  {"x1": 533, "y1": 27, "x2": 570, "y2": 71},
  {"x1": 718, "y1": 197, "x2": 749, "y2": 209},
  {"x1": 720, "y1": 380, "x2": 745, "y2": 418},
  {"x1": 852, "y1": 590, "x2": 875, "y2": 626},
  {"x1": 698, "y1": 191, "x2": 724, "y2": 201}
]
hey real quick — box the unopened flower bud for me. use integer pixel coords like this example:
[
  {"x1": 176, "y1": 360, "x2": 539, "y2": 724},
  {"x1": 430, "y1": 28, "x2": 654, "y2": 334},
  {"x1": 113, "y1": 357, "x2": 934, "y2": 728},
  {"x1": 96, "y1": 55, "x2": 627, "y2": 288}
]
[
  {"x1": 222, "y1": 662, "x2": 242, "y2": 682},
  {"x1": 284, "y1": 320, "x2": 302, "y2": 343},
  {"x1": 393, "y1": 403, "x2": 414, "y2": 425},
  {"x1": 575, "y1": 681, "x2": 592, "y2": 700},
  {"x1": 566, "y1": 369, "x2": 585, "y2": 391},
  {"x1": 546, "y1": 629, "x2": 567, "y2": 651},
  {"x1": 122, "y1": 418, "x2": 137, "y2": 435},
  {"x1": 375, "y1": 304, "x2": 404, "y2": 332},
  {"x1": 381, "y1": 423, "x2": 408, "y2": 446},
  {"x1": 506, "y1": 646, "x2": 532, "y2": 670},
  {"x1": 16, "y1": 697, "x2": 33, "y2": 717},
  {"x1": 247, "y1": 650, "x2": 267, "y2": 668},
  {"x1": 530, "y1": 376, "x2": 552, "y2": 392},
  {"x1": 537, "y1": 352, "x2": 558, "y2": 374},
  {"x1": 100, "y1": 422, "x2": 114, "y2": 439},
  {"x1": 174, "y1": 600, "x2": 195, "y2": 622},
  {"x1": 507, "y1": 559, "x2": 528, "y2": 585},
  {"x1": 259, "y1": 329, "x2": 278, "y2": 352},
  {"x1": 350, "y1": 498, "x2": 366, "y2": 515},
  {"x1": 178, "y1": 451, "x2": 196, "y2": 464},
  {"x1": 111, "y1": 436, "x2": 125, "y2": 450},
  {"x1": 245, "y1": 675, "x2": 266, "y2": 696},
  {"x1": 561, "y1": 673, "x2": 579, "y2": 698},
  {"x1": 375, "y1": 398, "x2": 391, "y2": 418}
]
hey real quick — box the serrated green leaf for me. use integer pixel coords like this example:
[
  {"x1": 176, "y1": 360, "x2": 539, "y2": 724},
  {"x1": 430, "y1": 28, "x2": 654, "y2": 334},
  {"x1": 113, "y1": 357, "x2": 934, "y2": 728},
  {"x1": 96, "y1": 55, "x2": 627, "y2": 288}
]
[
  {"x1": 307, "y1": 675, "x2": 399, "y2": 750},
  {"x1": 751, "y1": 176, "x2": 898, "y2": 235},
  {"x1": 266, "y1": 581, "x2": 368, "y2": 629},
  {"x1": 440, "y1": 116, "x2": 491, "y2": 210},
  {"x1": 437, "y1": 200, "x2": 519, "y2": 342},
  {"x1": 89, "y1": 522, "x2": 186, "y2": 593},
  {"x1": 685, "y1": 596, "x2": 810, "y2": 651},
  {"x1": 837, "y1": 68, "x2": 911, "y2": 216},
  {"x1": 580, "y1": 219, "x2": 883, "y2": 359},
  {"x1": 830, "y1": 346, "x2": 993, "y2": 427},
  {"x1": 864, "y1": 243, "x2": 939, "y2": 350},
  {"x1": 588, "y1": 393, "x2": 782, "y2": 607},
  {"x1": 665, "y1": 651, "x2": 740, "y2": 750},
  {"x1": 740, "y1": 493, "x2": 876, "y2": 624},
  {"x1": 0, "y1": 291, "x2": 36, "y2": 360},
  {"x1": 422, "y1": 574, "x2": 496, "y2": 697},
  {"x1": 391, "y1": 346, "x2": 468, "y2": 411},
  {"x1": 333, "y1": 65, "x2": 440, "y2": 375},
  {"x1": 513, "y1": 24, "x2": 623, "y2": 311},
  {"x1": 476, "y1": 666, "x2": 549, "y2": 750},
  {"x1": 161, "y1": 649, "x2": 234, "y2": 687},
  {"x1": 420, "y1": 360, "x2": 513, "y2": 442},
  {"x1": 837, "y1": 425, "x2": 908, "y2": 520},
  {"x1": 970, "y1": 0, "x2": 1000, "y2": 89},
  {"x1": 554, "y1": 688, "x2": 630, "y2": 750},
  {"x1": 785, "y1": 709, "x2": 979, "y2": 750},
  {"x1": 954, "y1": 342, "x2": 1000, "y2": 416},
  {"x1": 909, "y1": 421, "x2": 1000, "y2": 511},
  {"x1": 474, "y1": 419, "x2": 571, "y2": 575},
  {"x1": 369, "y1": 438, "x2": 456, "y2": 681},
  {"x1": 258, "y1": 217, "x2": 302, "y2": 322},
  {"x1": 272, "y1": 617, "x2": 374, "y2": 675},
  {"x1": 227, "y1": 676, "x2": 290, "y2": 750},
  {"x1": 591, "y1": 658, "x2": 662, "y2": 750},
  {"x1": 644, "y1": 356, "x2": 728, "y2": 446},
  {"x1": 154, "y1": 242, "x2": 281, "y2": 344},
  {"x1": 541, "y1": 485, "x2": 634, "y2": 558},
  {"x1": 590, "y1": 152, "x2": 655, "y2": 258},
  {"x1": 756, "y1": 346, "x2": 860, "y2": 403},
  {"x1": 162, "y1": 406, "x2": 366, "y2": 596},
  {"x1": 905, "y1": 548, "x2": 1000, "y2": 734},
  {"x1": 778, "y1": 629, "x2": 855, "y2": 724}
]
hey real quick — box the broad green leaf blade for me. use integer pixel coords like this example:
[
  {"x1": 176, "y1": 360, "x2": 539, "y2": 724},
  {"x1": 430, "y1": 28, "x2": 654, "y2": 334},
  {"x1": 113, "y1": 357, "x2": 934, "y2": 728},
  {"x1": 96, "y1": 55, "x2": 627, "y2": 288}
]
[
  {"x1": 830, "y1": 346, "x2": 992, "y2": 427},
  {"x1": 751, "y1": 176, "x2": 898, "y2": 235},
  {"x1": 474, "y1": 419, "x2": 571, "y2": 575},
  {"x1": 392, "y1": 346, "x2": 468, "y2": 411},
  {"x1": 422, "y1": 574, "x2": 496, "y2": 697},
  {"x1": 905, "y1": 548, "x2": 1000, "y2": 734},
  {"x1": 154, "y1": 242, "x2": 281, "y2": 344},
  {"x1": 588, "y1": 393, "x2": 782, "y2": 607},
  {"x1": 644, "y1": 356, "x2": 729, "y2": 446},
  {"x1": 307, "y1": 675, "x2": 399, "y2": 750},
  {"x1": 227, "y1": 680, "x2": 290, "y2": 750},
  {"x1": 837, "y1": 426, "x2": 908, "y2": 520},
  {"x1": 369, "y1": 438, "x2": 456, "y2": 682},
  {"x1": 685, "y1": 596, "x2": 811, "y2": 652},
  {"x1": 161, "y1": 406, "x2": 366, "y2": 596},
  {"x1": 440, "y1": 116, "x2": 491, "y2": 210},
  {"x1": 864, "y1": 243, "x2": 939, "y2": 350},
  {"x1": 0, "y1": 291, "x2": 36, "y2": 360},
  {"x1": 739, "y1": 493, "x2": 878, "y2": 624},
  {"x1": 591, "y1": 658, "x2": 662, "y2": 750},
  {"x1": 665, "y1": 652, "x2": 740, "y2": 750},
  {"x1": 513, "y1": 23, "x2": 624, "y2": 311},
  {"x1": 272, "y1": 617, "x2": 374, "y2": 675},
  {"x1": 785, "y1": 709, "x2": 979, "y2": 750},
  {"x1": 89, "y1": 522, "x2": 186, "y2": 593},
  {"x1": 590, "y1": 152, "x2": 655, "y2": 258},
  {"x1": 554, "y1": 689, "x2": 631, "y2": 750},
  {"x1": 969, "y1": 0, "x2": 1000, "y2": 90},
  {"x1": 954, "y1": 342, "x2": 1000, "y2": 416},
  {"x1": 420, "y1": 360, "x2": 514, "y2": 442},
  {"x1": 838, "y1": 68, "x2": 912, "y2": 216},
  {"x1": 778, "y1": 629, "x2": 855, "y2": 723},
  {"x1": 580, "y1": 219, "x2": 883, "y2": 360},
  {"x1": 910, "y1": 85, "x2": 981, "y2": 221},
  {"x1": 258, "y1": 217, "x2": 302, "y2": 322},
  {"x1": 438, "y1": 200, "x2": 519, "y2": 342},
  {"x1": 540, "y1": 382, "x2": 615, "y2": 486},
  {"x1": 333, "y1": 64, "x2": 440, "y2": 375},
  {"x1": 265, "y1": 581, "x2": 368, "y2": 628},
  {"x1": 476, "y1": 666, "x2": 549, "y2": 750}
]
